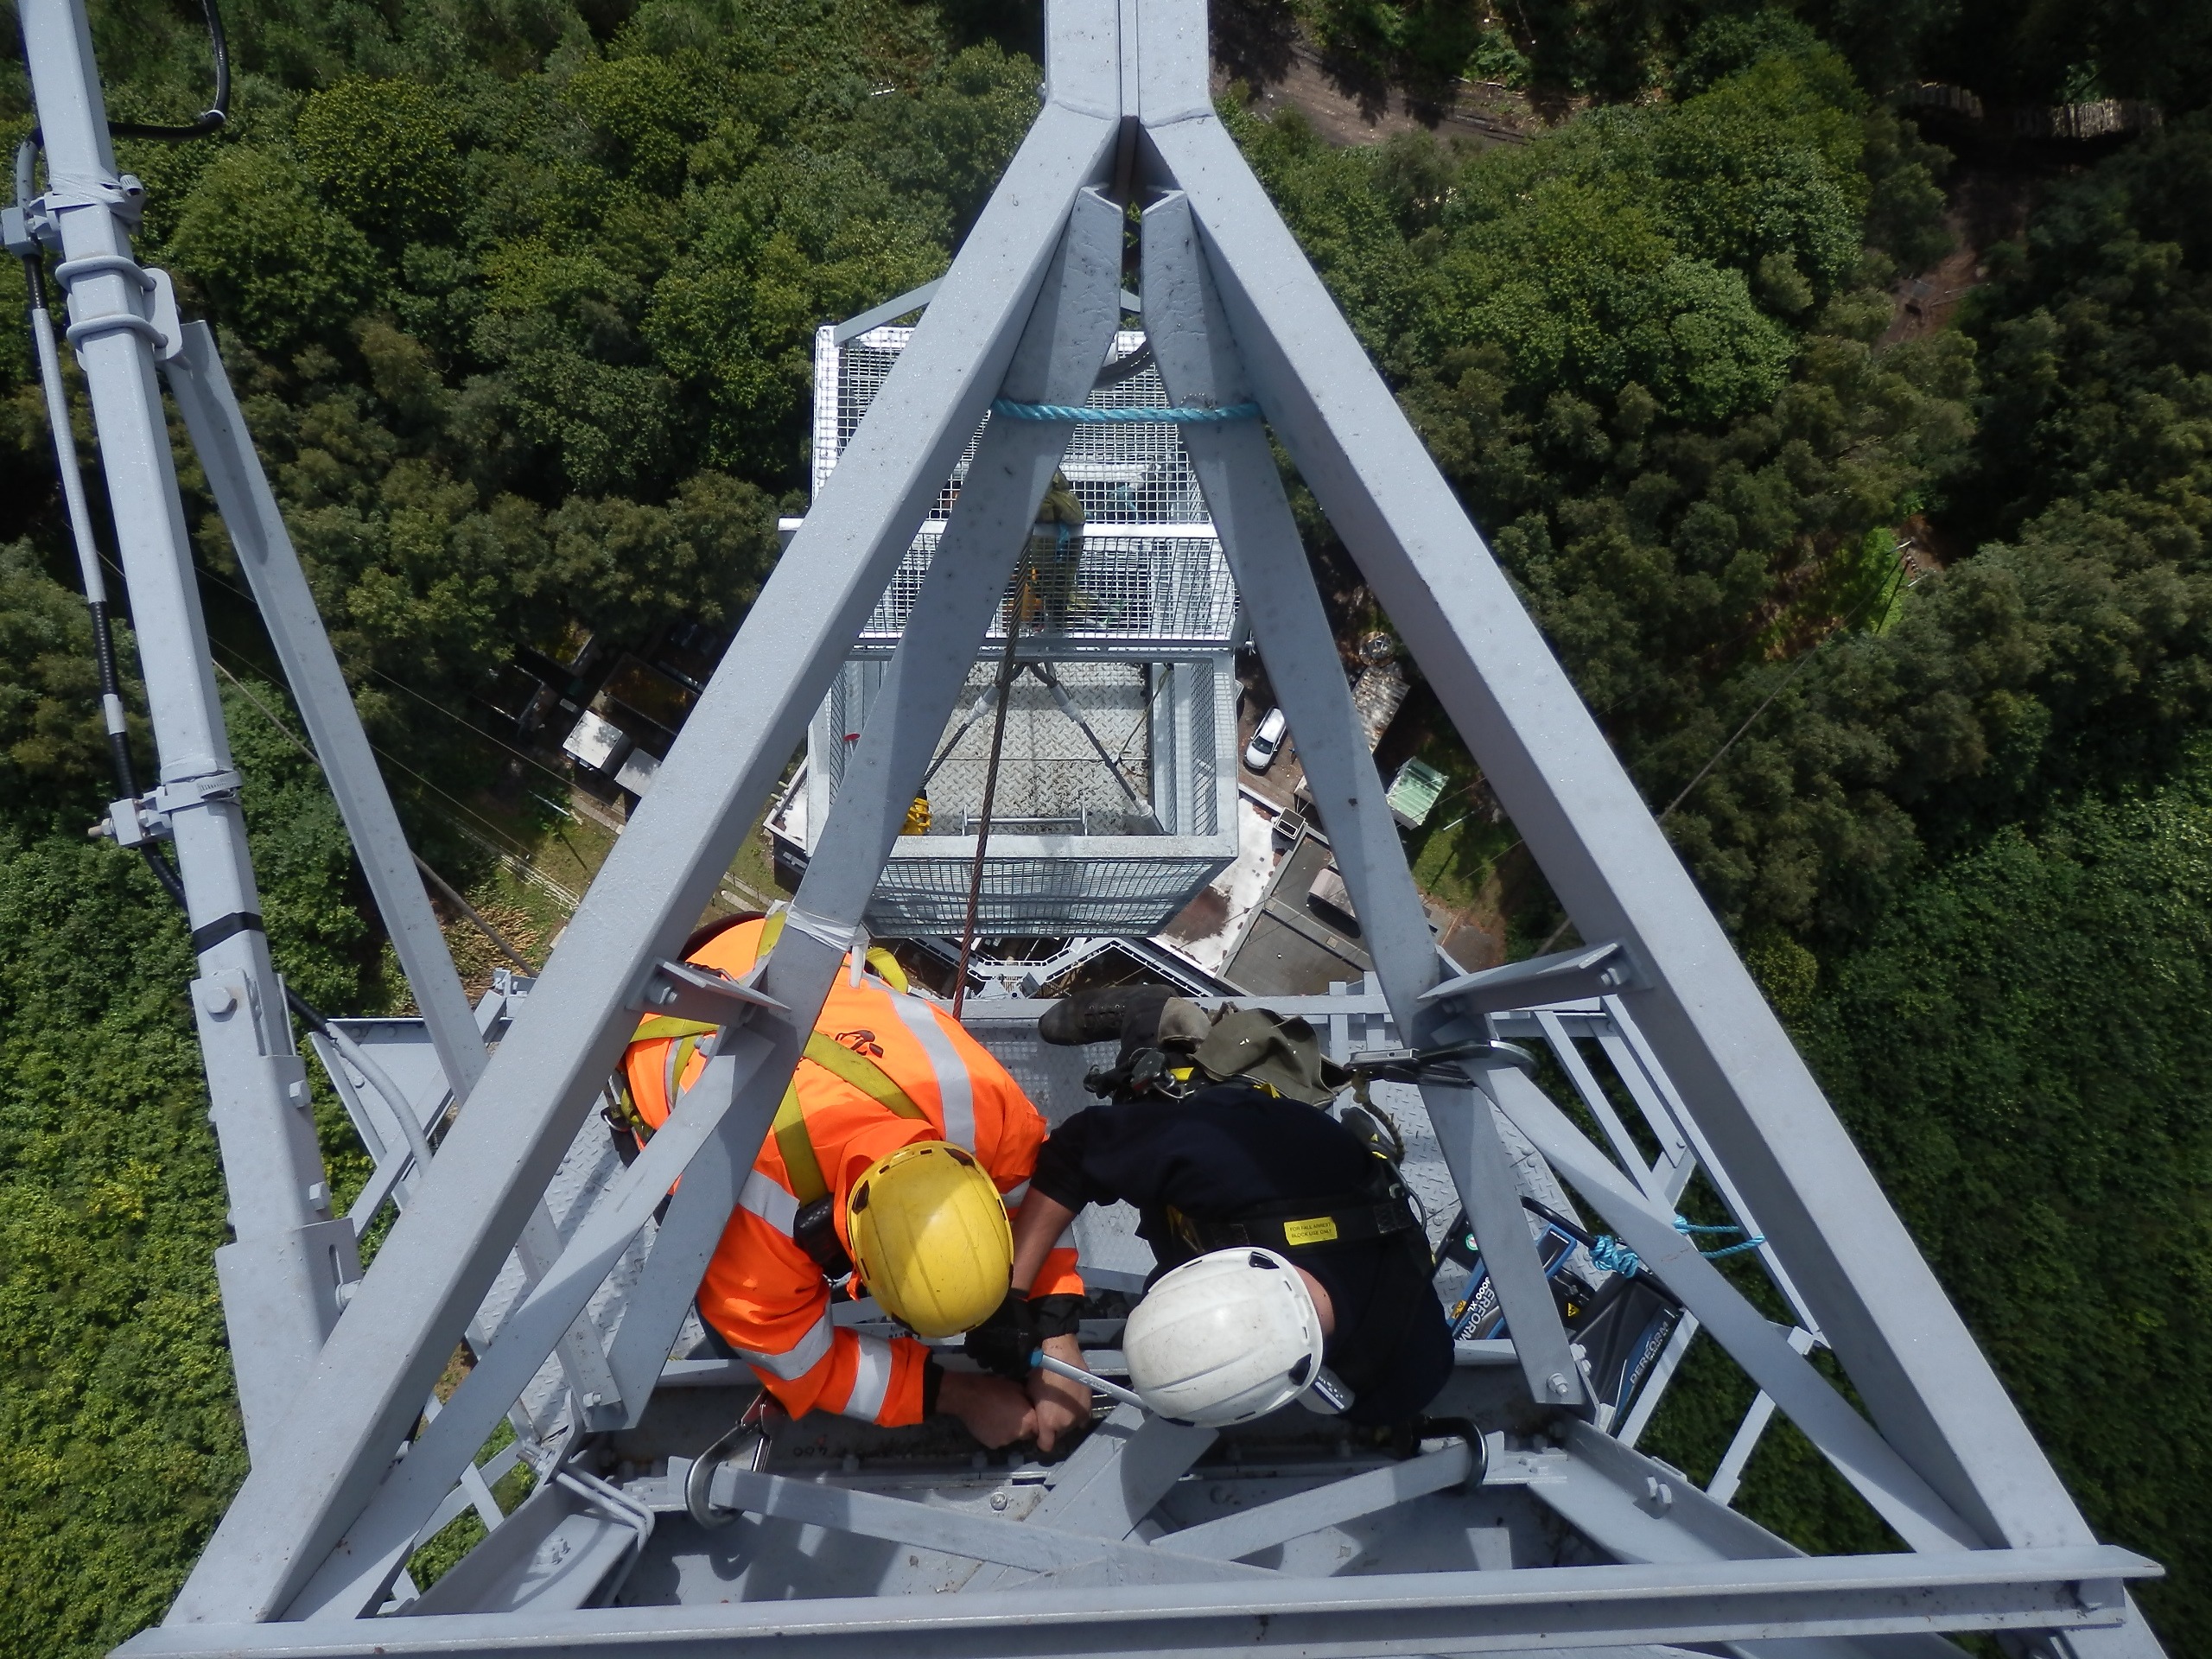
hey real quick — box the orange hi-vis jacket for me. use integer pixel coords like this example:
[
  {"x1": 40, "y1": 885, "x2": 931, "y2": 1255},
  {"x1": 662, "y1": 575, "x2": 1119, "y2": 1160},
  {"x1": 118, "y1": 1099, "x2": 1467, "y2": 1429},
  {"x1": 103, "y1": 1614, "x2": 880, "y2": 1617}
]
[{"x1": 622, "y1": 916, "x2": 1082, "y2": 1427}]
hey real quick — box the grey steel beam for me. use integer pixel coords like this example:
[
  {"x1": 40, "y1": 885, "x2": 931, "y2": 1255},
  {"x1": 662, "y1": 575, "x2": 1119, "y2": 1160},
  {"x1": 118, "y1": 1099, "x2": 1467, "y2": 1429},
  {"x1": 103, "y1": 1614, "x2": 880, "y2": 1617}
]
[
  {"x1": 286, "y1": 1028, "x2": 783, "y2": 1617},
  {"x1": 1533, "y1": 1008, "x2": 1669, "y2": 1206},
  {"x1": 1141, "y1": 187, "x2": 1585, "y2": 1411},
  {"x1": 114, "y1": 1548, "x2": 2154, "y2": 1659},
  {"x1": 702, "y1": 1465, "x2": 1272, "y2": 1582},
  {"x1": 163, "y1": 322, "x2": 485, "y2": 1105},
  {"x1": 598, "y1": 184, "x2": 1127, "y2": 1419},
  {"x1": 1153, "y1": 1440, "x2": 1475, "y2": 1561},
  {"x1": 166, "y1": 97, "x2": 1119, "y2": 1627},
  {"x1": 1707, "y1": 1328, "x2": 1819, "y2": 1509},
  {"x1": 1531, "y1": 1425, "x2": 1966, "y2": 1659},
  {"x1": 1600, "y1": 996, "x2": 1817, "y2": 1332},
  {"x1": 18, "y1": 0, "x2": 345, "y2": 1466},
  {"x1": 1146, "y1": 90, "x2": 2131, "y2": 1587},
  {"x1": 1484, "y1": 1068, "x2": 1977, "y2": 1553},
  {"x1": 963, "y1": 1405, "x2": 1219, "y2": 1592}
]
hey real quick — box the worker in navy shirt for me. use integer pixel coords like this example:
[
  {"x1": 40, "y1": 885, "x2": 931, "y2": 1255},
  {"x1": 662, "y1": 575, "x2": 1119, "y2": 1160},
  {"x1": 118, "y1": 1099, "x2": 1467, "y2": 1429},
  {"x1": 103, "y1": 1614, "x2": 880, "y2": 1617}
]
[{"x1": 970, "y1": 989, "x2": 1453, "y2": 1435}]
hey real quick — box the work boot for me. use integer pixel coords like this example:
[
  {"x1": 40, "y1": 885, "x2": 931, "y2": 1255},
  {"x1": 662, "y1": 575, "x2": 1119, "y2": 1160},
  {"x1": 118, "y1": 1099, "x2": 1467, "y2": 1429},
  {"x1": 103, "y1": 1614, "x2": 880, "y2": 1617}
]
[{"x1": 1038, "y1": 985, "x2": 1177, "y2": 1048}]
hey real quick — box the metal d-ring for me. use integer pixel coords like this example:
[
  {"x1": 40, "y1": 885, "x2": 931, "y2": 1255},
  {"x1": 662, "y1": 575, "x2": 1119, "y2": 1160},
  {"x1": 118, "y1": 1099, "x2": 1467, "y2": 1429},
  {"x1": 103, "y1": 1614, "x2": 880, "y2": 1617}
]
[{"x1": 683, "y1": 1414, "x2": 772, "y2": 1530}]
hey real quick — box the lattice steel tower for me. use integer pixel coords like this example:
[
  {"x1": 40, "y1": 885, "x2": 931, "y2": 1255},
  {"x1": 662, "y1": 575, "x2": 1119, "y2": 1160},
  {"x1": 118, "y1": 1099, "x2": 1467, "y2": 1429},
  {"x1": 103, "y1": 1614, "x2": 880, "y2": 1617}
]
[{"x1": 3, "y1": 0, "x2": 2169, "y2": 1653}]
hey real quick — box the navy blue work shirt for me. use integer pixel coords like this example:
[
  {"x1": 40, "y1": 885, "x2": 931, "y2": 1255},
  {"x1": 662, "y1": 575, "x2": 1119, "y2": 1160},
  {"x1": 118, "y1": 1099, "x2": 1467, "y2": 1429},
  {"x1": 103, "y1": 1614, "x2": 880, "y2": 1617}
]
[{"x1": 1030, "y1": 1080, "x2": 1452, "y2": 1427}]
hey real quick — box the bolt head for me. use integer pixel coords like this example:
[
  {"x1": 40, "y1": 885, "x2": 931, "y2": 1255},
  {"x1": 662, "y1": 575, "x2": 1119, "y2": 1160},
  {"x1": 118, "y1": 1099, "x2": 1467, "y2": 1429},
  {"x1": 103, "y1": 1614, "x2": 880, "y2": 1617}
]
[
  {"x1": 197, "y1": 980, "x2": 238, "y2": 1014},
  {"x1": 1547, "y1": 1372, "x2": 1572, "y2": 1399}
]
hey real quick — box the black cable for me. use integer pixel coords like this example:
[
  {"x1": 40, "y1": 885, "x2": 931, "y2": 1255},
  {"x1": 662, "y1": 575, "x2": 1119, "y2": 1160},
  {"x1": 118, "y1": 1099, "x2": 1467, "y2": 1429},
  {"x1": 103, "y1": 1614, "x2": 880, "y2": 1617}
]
[
  {"x1": 19, "y1": 243, "x2": 192, "y2": 912},
  {"x1": 103, "y1": 0, "x2": 229, "y2": 141}
]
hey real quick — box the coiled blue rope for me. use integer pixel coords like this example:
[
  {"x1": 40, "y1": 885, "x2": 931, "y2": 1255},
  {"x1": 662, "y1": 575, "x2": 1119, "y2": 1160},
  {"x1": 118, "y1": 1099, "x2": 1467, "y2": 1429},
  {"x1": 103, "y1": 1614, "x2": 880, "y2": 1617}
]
[
  {"x1": 991, "y1": 397, "x2": 1261, "y2": 423},
  {"x1": 1588, "y1": 1236, "x2": 1643, "y2": 1277},
  {"x1": 1587, "y1": 1216, "x2": 1766, "y2": 1278}
]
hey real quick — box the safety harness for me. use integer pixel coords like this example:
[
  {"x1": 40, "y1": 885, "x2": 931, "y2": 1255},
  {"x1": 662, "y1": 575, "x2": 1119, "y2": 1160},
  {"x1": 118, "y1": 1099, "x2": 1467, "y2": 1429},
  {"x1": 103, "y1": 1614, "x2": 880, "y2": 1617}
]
[
  {"x1": 1158, "y1": 1090, "x2": 1436, "y2": 1409},
  {"x1": 615, "y1": 920, "x2": 933, "y2": 1278},
  {"x1": 1165, "y1": 1185, "x2": 1423, "y2": 1255}
]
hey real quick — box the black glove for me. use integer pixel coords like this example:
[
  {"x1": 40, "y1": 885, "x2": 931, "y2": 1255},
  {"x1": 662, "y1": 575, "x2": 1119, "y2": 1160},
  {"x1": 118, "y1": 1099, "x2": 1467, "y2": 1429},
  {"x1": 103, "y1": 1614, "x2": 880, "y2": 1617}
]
[
  {"x1": 1030, "y1": 1294, "x2": 1084, "y2": 1342},
  {"x1": 964, "y1": 1292, "x2": 1040, "y2": 1380}
]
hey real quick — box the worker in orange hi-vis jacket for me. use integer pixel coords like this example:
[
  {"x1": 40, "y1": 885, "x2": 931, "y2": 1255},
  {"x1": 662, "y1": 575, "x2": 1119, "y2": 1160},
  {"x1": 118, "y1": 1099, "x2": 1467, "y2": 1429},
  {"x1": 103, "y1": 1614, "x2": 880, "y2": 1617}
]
[{"x1": 619, "y1": 912, "x2": 1090, "y2": 1452}]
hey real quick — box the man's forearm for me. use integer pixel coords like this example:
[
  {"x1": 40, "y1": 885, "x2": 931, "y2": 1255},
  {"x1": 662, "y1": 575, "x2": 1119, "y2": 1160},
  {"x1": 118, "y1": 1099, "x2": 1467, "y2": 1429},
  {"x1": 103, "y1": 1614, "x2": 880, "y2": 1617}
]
[{"x1": 1009, "y1": 1191, "x2": 1077, "y2": 1294}]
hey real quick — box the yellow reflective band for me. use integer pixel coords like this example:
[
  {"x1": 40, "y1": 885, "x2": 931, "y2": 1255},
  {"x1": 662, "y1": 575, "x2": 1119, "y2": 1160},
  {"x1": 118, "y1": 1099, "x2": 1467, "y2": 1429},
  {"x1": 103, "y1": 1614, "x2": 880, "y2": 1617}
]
[{"x1": 1281, "y1": 1215, "x2": 1340, "y2": 1247}]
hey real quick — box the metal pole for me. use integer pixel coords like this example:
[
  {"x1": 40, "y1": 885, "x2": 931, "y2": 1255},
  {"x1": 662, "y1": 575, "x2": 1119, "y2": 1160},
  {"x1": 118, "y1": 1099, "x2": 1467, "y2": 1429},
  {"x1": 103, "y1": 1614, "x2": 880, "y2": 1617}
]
[
  {"x1": 164, "y1": 321, "x2": 487, "y2": 1101},
  {"x1": 16, "y1": 0, "x2": 348, "y2": 1464}
]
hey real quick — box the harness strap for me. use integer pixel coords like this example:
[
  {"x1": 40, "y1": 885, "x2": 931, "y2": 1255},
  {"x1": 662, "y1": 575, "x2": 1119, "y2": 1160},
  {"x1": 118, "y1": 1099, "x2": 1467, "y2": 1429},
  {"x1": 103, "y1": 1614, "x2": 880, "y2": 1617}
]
[
  {"x1": 1169, "y1": 1198, "x2": 1421, "y2": 1255},
  {"x1": 772, "y1": 1032, "x2": 931, "y2": 1205},
  {"x1": 625, "y1": 1018, "x2": 932, "y2": 1211}
]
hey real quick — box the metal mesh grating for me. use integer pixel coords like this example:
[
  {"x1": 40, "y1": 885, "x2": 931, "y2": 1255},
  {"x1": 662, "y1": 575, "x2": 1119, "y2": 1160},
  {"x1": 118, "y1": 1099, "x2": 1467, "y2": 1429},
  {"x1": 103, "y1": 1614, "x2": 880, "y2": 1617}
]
[
  {"x1": 918, "y1": 661, "x2": 1156, "y2": 837},
  {"x1": 1185, "y1": 657, "x2": 1219, "y2": 836},
  {"x1": 817, "y1": 327, "x2": 1209, "y2": 525},
  {"x1": 804, "y1": 652, "x2": 1237, "y2": 936},
  {"x1": 859, "y1": 527, "x2": 1236, "y2": 647},
  {"x1": 817, "y1": 325, "x2": 1240, "y2": 650},
  {"x1": 868, "y1": 852, "x2": 1229, "y2": 937}
]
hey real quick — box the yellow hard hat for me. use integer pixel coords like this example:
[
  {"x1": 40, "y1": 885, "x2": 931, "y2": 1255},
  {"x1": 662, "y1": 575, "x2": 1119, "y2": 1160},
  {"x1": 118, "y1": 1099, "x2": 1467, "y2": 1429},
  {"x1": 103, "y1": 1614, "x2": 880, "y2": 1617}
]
[{"x1": 846, "y1": 1141, "x2": 1012, "y2": 1338}]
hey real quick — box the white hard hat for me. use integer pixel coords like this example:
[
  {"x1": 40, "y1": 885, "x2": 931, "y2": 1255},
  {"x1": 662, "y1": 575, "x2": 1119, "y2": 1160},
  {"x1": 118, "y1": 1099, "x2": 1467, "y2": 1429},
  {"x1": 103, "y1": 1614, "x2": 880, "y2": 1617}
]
[{"x1": 1123, "y1": 1248, "x2": 1327, "y2": 1427}]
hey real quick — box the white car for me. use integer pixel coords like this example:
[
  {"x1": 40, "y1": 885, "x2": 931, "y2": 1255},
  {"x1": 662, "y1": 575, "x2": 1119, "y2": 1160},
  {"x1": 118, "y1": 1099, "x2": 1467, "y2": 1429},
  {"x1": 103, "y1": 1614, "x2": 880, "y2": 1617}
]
[{"x1": 1243, "y1": 706, "x2": 1287, "y2": 772}]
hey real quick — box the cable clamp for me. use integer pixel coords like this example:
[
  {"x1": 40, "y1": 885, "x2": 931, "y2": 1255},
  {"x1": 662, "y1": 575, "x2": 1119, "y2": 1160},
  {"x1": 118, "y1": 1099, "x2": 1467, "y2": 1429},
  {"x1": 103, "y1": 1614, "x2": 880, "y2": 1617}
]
[
  {"x1": 59, "y1": 264, "x2": 183, "y2": 360},
  {"x1": 1, "y1": 201, "x2": 49, "y2": 257},
  {"x1": 38, "y1": 173, "x2": 148, "y2": 227},
  {"x1": 96, "y1": 794, "x2": 168, "y2": 848},
  {"x1": 94, "y1": 770, "x2": 241, "y2": 848},
  {"x1": 153, "y1": 768, "x2": 244, "y2": 814}
]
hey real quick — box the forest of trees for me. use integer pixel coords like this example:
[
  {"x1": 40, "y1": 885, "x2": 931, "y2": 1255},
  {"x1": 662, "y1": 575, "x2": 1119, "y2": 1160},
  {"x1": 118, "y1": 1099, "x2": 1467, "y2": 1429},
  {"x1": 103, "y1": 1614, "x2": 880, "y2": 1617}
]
[{"x1": 3, "y1": 0, "x2": 2210, "y2": 1650}]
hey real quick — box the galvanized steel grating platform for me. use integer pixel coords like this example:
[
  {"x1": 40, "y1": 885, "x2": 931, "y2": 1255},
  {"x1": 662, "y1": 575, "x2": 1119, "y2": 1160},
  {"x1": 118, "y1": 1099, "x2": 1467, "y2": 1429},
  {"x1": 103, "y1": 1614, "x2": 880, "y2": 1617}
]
[{"x1": 802, "y1": 655, "x2": 1236, "y2": 935}]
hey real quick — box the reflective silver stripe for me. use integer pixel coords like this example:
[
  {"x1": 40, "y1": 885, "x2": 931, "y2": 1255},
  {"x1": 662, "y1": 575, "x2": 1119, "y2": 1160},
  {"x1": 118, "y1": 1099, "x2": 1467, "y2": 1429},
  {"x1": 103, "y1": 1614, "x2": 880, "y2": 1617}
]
[
  {"x1": 1003, "y1": 1180, "x2": 1031, "y2": 1208},
  {"x1": 738, "y1": 1311, "x2": 835, "y2": 1381},
  {"x1": 737, "y1": 1168, "x2": 798, "y2": 1235},
  {"x1": 841, "y1": 1334, "x2": 895, "y2": 1421},
  {"x1": 889, "y1": 994, "x2": 973, "y2": 1151}
]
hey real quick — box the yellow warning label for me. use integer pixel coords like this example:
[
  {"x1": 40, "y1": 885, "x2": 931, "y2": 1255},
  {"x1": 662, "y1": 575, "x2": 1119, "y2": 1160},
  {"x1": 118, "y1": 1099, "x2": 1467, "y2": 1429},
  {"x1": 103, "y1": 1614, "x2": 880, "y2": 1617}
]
[{"x1": 1281, "y1": 1216, "x2": 1339, "y2": 1246}]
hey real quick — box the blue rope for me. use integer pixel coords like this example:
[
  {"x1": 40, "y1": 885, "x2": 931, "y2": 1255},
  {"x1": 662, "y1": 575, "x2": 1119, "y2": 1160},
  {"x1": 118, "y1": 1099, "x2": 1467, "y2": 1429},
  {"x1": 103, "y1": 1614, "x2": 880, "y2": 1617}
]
[
  {"x1": 1673, "y1": 1214, "x2": 1766, "y2": 1255},
  {"x1": 1589, "y1": 1236, "x2": 1642, "y2": 1277},
  {"x1": 1588, "y1": 1220, "x2": 1768, "y2": 1277},
  {"x1": 1698, "y1": 1235, "x2": 1768, "y2": 1259},
  {"x1": 991, "y1": 397, "x2": 1261, "y2": 423}
]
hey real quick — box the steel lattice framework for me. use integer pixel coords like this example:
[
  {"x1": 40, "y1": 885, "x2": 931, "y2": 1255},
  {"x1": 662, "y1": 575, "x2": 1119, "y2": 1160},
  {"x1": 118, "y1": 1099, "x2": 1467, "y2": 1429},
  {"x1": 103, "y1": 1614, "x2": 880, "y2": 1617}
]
[{"x1": 3, "y1": 0, "x2": 2166, "y2": 1653}]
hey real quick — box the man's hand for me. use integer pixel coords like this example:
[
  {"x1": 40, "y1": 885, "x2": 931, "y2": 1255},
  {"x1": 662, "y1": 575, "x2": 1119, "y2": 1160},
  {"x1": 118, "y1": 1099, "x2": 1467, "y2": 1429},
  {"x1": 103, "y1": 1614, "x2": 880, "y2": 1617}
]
[
  {"x1": 1028, "y1": 1333, "x2": 1092, "y2": 1454},
  {"x1": 964, "y1": 1292, "x2": 1040, "y2": 1381},
  {"x1": 938, "y1": 1367, "x2": 1038, "y2": 1448}
]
